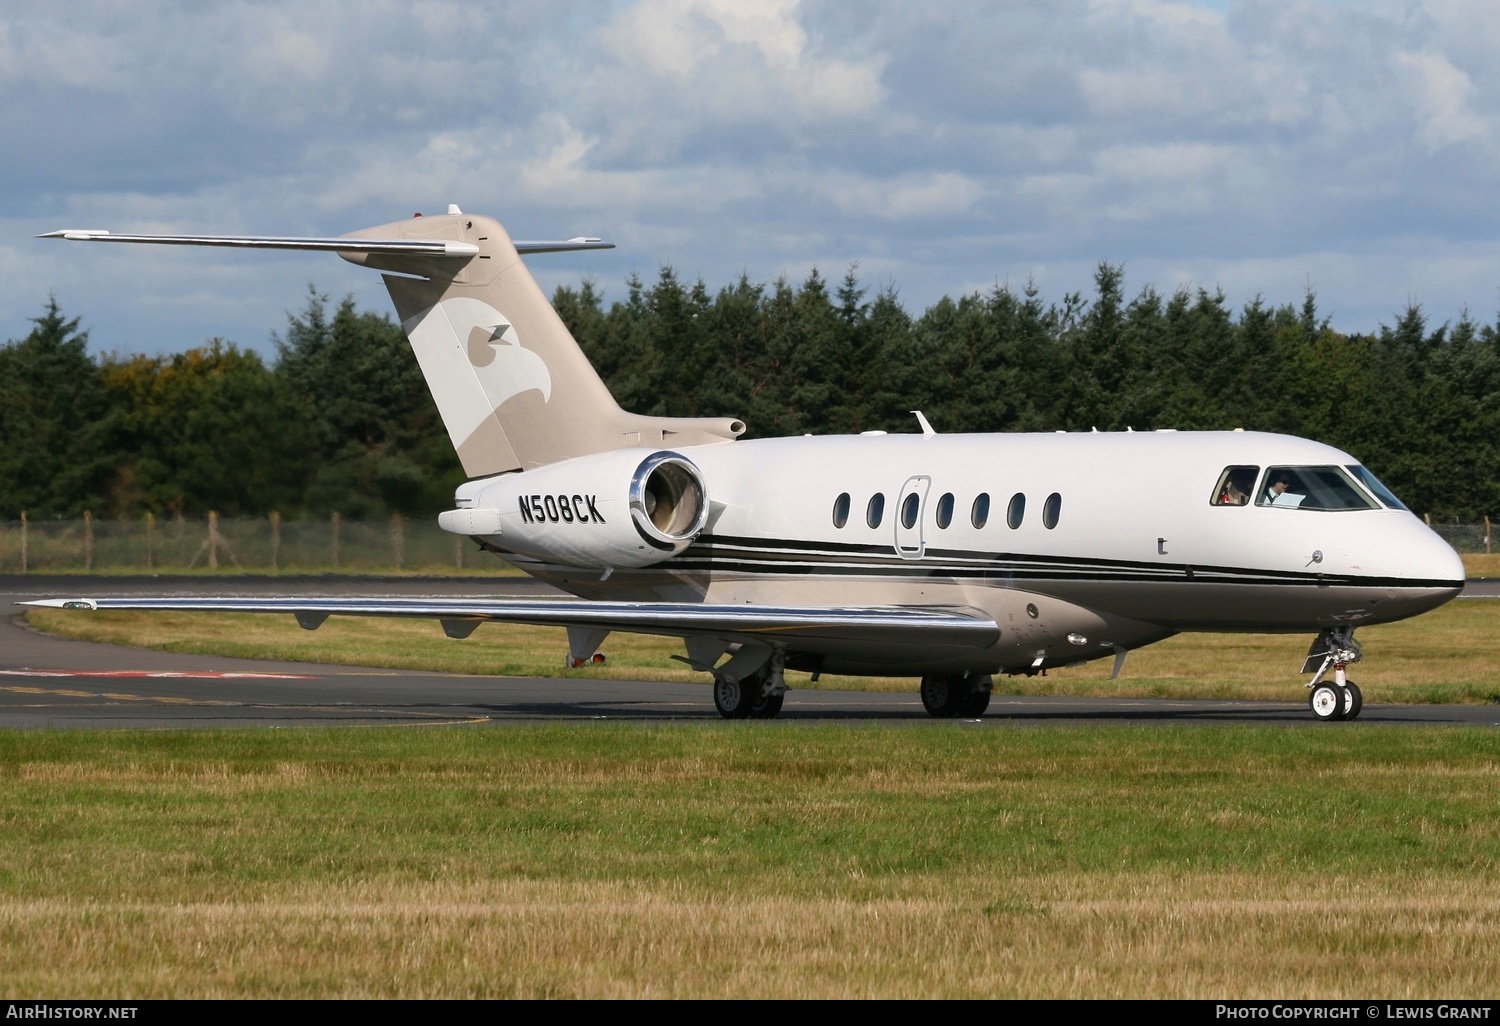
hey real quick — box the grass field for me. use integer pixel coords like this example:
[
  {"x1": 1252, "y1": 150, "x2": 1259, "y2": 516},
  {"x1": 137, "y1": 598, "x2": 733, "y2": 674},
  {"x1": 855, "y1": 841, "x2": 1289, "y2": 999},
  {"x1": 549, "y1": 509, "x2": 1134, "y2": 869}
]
[
  {"x1": 1466, "y1": 553, "x2": 1499, "y2": 577},
  {"x1": 0, "y1": 726, "x2": 1497, "y2": 998},
  {"x1": 26, "y1": 595, "x2": 1500, "y2": 704}
]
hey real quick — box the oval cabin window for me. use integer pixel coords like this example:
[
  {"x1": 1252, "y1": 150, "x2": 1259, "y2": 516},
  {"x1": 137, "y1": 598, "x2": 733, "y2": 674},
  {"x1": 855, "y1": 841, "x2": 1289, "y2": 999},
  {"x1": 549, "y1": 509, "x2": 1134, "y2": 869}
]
[
  {"x1": 832, "y1": 492, "x2": 851, "y2": 528},
  {"x1": 935, "y1": 492, "x2": 954, "y2": 529},
  {"x1": 1043, "y1": 492, "x2": 1061, "y2": 529},
  {"x1": 1007, "y1": 493, "x2": 1025, "y2": 529},
  {"x1": 971, "y1": 493, "x2": 990, "y2": 529},
  {"x1": 866, "y1": 494, "x2": 885, "y2": 528},
  {"x1": 901, "y1": 492, "x2": 920, "y2": 529}
]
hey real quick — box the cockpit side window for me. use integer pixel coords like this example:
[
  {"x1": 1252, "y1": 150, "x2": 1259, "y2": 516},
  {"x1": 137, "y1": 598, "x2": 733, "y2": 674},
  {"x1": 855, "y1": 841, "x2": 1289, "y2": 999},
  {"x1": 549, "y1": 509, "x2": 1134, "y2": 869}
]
[
  {"x1": 1257, "y1": 466, "x2": 1380, "y2": 511},
  {"x1": 1346, "y1": 465, "x2": 1409, "y2": 511},
  {"x1": 1211, "y1": 466, "x2": 1258, "y2": 506}
]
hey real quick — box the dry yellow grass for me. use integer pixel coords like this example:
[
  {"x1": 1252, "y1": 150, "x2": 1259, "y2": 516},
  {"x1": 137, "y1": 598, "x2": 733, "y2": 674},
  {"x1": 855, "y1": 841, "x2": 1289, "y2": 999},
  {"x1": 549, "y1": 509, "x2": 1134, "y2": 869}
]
[
  {"x1": 1464, "y1": 553, "x2": 1499, "y2": 577},
  {"x1": 2, "y1": 875, "x2": 1497, "y2": 997}
]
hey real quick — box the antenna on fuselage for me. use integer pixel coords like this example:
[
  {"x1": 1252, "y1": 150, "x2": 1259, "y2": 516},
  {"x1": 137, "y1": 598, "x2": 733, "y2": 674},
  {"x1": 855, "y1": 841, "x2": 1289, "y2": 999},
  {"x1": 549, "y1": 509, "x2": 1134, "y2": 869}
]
[{"x1": 911, "y1": 411, "x2": 936, "y2": 437}]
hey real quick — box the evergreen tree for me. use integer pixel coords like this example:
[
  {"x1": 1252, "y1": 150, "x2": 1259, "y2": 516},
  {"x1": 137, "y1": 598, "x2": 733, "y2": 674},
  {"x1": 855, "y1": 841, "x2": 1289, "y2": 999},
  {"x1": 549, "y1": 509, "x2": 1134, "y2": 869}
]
[
  {"x1": 274, "y1": 288, "x2": 461, "y2": 516},
  {"x1": 0, "y1": 299, "x2": 115, "y2": 517}
]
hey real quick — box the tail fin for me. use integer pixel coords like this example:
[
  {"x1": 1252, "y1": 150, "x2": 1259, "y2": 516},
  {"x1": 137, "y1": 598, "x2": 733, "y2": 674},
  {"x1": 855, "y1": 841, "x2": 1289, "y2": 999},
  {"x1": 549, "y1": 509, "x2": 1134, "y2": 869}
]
[
  {"x1": 340, "y1": 213, "x2": 744, "y2": 476},
  {"x1": 40, "y1": 208, "x2": 741, "y2": 476}
]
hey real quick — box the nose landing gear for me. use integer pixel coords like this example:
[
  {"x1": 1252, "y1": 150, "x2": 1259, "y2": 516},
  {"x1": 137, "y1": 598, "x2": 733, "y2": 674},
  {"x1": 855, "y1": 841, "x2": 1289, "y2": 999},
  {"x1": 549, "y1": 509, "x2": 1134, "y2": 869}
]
[{"x1": 1304, "y1": 628, "x2": 1365, "y2": 722}]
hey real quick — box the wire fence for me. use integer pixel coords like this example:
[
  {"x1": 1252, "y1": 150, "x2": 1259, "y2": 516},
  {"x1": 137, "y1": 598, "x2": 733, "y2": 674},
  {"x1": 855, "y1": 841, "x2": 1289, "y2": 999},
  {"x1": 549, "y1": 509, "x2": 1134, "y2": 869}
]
[
  {"x1": 1428, "y1": 520, "x2": 1494, "y2": 555},
  {"x1": 0, "y1": 513, "x2": 486, "y2": 574},
  {"x1": 0, "y1": 512, "x2": 1492, "y2": 575}
]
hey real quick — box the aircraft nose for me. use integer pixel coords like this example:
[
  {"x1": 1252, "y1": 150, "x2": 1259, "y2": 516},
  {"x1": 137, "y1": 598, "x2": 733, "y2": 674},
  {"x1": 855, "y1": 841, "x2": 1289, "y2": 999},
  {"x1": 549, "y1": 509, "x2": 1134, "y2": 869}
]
[
  {"x1": 1386, "y1": 521, "x2": 1466, "y2": 618},
  {"x1": 1420, "y1": 525, "x2": 1466, "y2": 587}
]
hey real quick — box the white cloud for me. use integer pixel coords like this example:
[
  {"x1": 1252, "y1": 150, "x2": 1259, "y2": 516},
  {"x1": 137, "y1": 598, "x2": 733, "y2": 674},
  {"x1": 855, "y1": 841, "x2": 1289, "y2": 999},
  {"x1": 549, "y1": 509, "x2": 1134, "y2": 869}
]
[
  {"x1": 5, "y1": 0, "x2": 1500, "y2": 356},
  {"x1": 1393, "y1": 49, "x2": 1490, "y2": 152},
  {"x1": 600, "y1": 0, "x2": 884, "y2": 120}
]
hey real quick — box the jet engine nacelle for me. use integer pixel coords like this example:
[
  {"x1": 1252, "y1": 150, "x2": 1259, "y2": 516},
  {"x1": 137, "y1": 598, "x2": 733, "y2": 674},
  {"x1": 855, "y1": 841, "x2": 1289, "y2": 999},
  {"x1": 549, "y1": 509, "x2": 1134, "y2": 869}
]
[{"x1": 440, "y1": 449, "x2": 710, "y2": 568}]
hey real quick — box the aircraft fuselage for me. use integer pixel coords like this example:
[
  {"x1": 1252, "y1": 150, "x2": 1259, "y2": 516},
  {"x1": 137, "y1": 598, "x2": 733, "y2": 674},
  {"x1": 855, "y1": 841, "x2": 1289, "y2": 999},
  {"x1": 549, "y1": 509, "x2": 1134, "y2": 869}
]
[{"x1": 497, "y1": 429, "x2": 1464, "y2": 677}]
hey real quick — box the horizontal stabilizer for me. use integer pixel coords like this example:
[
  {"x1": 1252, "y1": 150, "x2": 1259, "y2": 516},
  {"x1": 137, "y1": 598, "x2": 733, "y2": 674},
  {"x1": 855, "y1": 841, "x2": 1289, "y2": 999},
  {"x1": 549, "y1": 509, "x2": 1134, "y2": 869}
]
[
  {"x1": 26, "y1": 596, "x2": 1000, "y2": 649},
  {"x1": 37, "y1": 230, "x2": 614, "y2": 256}
]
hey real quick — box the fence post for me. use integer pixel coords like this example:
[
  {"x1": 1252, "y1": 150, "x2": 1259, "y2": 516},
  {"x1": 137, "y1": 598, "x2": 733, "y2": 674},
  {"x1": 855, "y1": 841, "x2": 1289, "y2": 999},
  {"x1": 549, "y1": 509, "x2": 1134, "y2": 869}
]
[
  {"x1": 331, "y1": 512, "x2": 341, "y2": 570},
  {"x1": 454, "y1": 532, "x2": 464, "y2": 571},
  {"x1": 207, "y1": 511, "x2": 219, "y2": 570},
  {"x1": 84, "y1": 510, "x2": 94, "y2": 571},
  {"x1": 270, "y1": 511, "x2": 281, "y2": 570},
  {"x1": 1486, "y1": 515, "x2": 1492, "y2": 555},
  {"x1": 19, "y1": 511, "x2": 27, "y2": 574},
  {"x1": 145, "y1": 512, "x2": 155, "y2": 570},
  {"x1": 390, "y1": 513, "x2": 404, "y2": 571},
  {"x1": 1424, "y1": 512, "x2": 1432, "y2": 527}
]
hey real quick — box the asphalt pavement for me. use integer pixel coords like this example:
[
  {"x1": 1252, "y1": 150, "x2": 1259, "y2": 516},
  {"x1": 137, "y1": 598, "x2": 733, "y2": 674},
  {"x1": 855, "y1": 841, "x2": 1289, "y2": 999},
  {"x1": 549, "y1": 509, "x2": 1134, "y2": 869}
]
[{"x1": 1, "y1": 574, "x2": 1496, "y2": 729}]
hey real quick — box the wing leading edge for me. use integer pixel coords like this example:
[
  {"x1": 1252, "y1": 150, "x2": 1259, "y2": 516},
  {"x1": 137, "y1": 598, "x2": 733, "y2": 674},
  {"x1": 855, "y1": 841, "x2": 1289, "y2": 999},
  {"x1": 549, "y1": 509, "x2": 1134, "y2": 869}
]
[{"x1": 25, "y1": 597, "x2": 1001, "y2": 650}]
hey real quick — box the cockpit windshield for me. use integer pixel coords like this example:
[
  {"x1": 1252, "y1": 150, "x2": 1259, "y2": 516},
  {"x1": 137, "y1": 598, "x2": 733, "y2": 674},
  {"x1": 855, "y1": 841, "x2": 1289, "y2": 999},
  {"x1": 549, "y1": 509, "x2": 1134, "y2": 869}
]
[
  {"x1": 1257, "y1": 466, "x2": 1380, "y2": 511},
  {"x1": 1346, "y1": 465, "x2": 1409, "y2": 511}
]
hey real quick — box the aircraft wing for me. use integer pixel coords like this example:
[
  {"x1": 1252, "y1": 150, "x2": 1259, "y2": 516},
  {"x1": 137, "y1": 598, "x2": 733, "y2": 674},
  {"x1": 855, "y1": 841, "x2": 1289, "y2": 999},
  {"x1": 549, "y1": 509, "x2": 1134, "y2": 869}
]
[
  {"x1": 36, "y1": 230, "x2": 613, "y2": 256},
  {"x1": 24, "y1": 596, "x2": 1000, "y2": 648}
]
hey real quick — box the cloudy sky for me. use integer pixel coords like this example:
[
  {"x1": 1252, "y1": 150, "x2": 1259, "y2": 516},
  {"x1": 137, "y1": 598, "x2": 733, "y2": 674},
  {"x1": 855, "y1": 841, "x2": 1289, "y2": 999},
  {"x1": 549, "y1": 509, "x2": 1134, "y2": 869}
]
[{"x1": 3, "y1": 0, "x2": 1499, "y2": 356}]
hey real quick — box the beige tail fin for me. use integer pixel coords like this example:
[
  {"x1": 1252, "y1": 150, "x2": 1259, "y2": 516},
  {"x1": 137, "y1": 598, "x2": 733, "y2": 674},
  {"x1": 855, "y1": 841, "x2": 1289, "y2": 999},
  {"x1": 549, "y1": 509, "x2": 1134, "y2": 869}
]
[
  {"x1": 40, "y1": 208, "x2": 740, "y2": 475},
  {"x1": 339, "y1": 212, "x2": 743, "y2": 476}
]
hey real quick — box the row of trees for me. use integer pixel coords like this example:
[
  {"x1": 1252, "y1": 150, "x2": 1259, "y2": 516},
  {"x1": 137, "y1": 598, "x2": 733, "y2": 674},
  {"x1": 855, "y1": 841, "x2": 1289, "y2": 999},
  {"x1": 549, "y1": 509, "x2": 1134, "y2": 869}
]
[
  {"x1": 0, "y1": 293, "x2": 462, "y2": 520},
  {"x1": 3, "y1": 265, "x2": 1498, "y2": 520}
]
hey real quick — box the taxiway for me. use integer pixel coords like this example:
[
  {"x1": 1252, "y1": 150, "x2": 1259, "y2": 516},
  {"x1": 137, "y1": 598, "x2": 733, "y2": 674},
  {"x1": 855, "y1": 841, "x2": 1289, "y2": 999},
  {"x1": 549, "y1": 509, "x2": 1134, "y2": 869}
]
[{"x1": 2, "y1": 575, "x2": 1496, "y2": 729}]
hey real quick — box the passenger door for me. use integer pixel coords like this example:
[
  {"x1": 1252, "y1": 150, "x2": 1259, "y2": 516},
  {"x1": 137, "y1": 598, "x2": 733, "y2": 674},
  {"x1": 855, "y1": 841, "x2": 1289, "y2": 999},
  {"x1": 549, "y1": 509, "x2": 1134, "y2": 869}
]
[{"x1": 894, "y1": 475, "x2": 931, "y2": 559}]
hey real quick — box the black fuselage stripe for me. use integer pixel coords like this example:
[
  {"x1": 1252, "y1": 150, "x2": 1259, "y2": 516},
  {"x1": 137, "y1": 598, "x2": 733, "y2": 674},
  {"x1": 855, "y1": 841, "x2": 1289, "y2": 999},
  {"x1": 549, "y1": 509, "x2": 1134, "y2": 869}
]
[{"x1": 673, "y1": 536, "x2": 1458, "y2": 590}]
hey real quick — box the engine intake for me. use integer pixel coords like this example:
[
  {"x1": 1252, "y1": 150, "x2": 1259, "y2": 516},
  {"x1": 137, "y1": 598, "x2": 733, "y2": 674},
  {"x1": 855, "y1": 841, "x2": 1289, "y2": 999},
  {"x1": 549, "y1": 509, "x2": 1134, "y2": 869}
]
[{"x1": 631, "y1": 451, "x2": 709, "y2": 550}]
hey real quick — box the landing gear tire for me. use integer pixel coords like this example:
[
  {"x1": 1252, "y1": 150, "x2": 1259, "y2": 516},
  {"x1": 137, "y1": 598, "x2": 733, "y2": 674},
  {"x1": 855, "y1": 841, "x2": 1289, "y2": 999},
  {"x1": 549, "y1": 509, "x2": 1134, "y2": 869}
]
[
  {"x1": 1309, "y1": 683, "x2": 1345, "y2": 722},
  {"x1": 920, "y1": 674, "x2": 968, "y2": 718},
  {"x1": 1341, "y1": 681, "x2": 1363, "y2": 721},
  {"x1": 959, "y1": 674, "x2": 993, "y2": 718},
  {"x1": 959, "y1": 690, "x2": 991, "y2": 718},
  {"x1": 713, "y1": 675, "x2": 759, "y2": 719},
  {"x1": 750, "y1": 691, "x2": 785, "y2": 719}
]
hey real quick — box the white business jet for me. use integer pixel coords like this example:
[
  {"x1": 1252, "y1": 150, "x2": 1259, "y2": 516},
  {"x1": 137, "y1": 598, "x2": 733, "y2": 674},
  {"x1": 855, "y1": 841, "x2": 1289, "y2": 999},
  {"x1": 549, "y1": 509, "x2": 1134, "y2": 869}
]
[{"x1": 32, "y1": 207, "x2": 1465, "y2": 721}]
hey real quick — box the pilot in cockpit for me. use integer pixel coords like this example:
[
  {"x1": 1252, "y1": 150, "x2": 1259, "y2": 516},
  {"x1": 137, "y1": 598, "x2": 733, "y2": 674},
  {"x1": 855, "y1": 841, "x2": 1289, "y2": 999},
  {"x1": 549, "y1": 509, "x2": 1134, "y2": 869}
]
[{"x1": 1264, "y1": 471, "x2": 1298, "y2": 505}]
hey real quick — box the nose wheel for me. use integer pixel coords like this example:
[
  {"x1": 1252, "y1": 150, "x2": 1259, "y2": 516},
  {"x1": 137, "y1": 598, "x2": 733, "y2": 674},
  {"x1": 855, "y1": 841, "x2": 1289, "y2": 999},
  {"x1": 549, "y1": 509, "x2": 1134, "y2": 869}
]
[
  {"x1": 1309, "y1": 680, "x2": 1362, "y2": 721},
  {"x1": 1341, "y1": 680, "x2": 1363, "y2": 719},
  {"x1": 1303, "y1": 628, "x2": 1364, "y2": 721}
]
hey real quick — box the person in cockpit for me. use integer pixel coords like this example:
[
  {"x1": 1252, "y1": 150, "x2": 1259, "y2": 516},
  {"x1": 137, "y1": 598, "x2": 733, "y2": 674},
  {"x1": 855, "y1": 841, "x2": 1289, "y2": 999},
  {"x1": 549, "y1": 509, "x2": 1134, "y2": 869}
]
[
  {"x1": 1215, "y1": 467, "x2": 1256, "y2": 506},
  {"x1": 1264, "y1": 471, "x2": 1297, "y2": 505}
]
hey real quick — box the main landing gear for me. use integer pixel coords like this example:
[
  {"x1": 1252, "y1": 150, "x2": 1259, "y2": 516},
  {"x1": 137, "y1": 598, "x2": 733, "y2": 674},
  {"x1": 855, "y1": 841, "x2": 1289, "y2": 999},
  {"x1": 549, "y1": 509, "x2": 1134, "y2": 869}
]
[
  {"x1": 920, "y1": 673, "x2": 992, "y2": 718},
  {"x1": 1303, "y1": 627, "x2": 1365, "y2": 722},
  {"x1": 712, "y1": 650, "x2": 787, "y2": 720}
]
